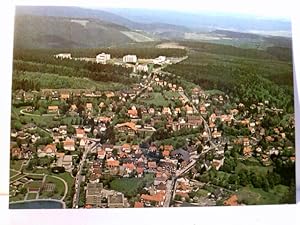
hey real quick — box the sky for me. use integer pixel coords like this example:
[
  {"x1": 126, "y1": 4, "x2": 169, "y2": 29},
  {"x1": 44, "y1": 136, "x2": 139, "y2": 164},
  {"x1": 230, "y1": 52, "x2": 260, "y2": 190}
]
[{"x1": 15, "y1": 0, "x2": 294, "y2": 20}]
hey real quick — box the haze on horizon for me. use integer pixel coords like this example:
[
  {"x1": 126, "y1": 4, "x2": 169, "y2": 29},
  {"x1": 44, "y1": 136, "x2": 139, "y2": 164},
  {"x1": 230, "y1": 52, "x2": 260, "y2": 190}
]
[{"x1": 16, "y1": 0, "x2": 293, "y2": 20}]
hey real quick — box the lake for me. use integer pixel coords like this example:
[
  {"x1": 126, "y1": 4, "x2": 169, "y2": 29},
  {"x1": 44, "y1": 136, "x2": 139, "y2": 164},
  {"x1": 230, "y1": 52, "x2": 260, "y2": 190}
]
[{"x1": 9, "y1": 200, "x2": 65, "y2": 209}]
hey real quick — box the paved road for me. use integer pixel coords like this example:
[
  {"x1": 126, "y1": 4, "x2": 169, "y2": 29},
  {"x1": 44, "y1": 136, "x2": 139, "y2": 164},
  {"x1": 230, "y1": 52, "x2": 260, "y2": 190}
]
[
  {"x1": 162, "y1": 81, "x2": 220, "y2": 207},
  {"x1": 51, "y1": 175, "x2": 68, "y2": 201},
  {"x1": 20, "y1": 109, "x2": 55, "y2": 117},
  {"x1": 72, "y1": 140, "x2": 97, "y2": 208}
]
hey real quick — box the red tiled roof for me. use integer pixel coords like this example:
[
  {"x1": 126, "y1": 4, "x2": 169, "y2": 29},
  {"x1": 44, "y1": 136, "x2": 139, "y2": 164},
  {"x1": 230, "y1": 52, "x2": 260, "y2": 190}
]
[
  {"x1": 115, "y1": 122, "x2": 137, "y2": 131},
  {"x1": 134, "y1": 202, "x2": 144, "y2": 208},
  {"x1": 148, "y1": 161, "x2": 157, "y2": 169},
  {"x1": 76, "y1": 128, "x2": 85, "y2": 135},
  {"x1": 107, "y1": 159, "x2": 120, "y2": 167},
  {"x1": 123, "y1": 163, "x2": 136, "y2": 170},
  {"x1": 141, "y1": 193, "x2": 165, "y2": 203},
  {"x1": 128, "y1": 109, "x2": 138, "y2": 116},
  {"x1": 224, "y1": 194, "x2": 238, "y2": 206},
  {"x1": 136, "y1": 167, "x2": 144, "y2": 174}
]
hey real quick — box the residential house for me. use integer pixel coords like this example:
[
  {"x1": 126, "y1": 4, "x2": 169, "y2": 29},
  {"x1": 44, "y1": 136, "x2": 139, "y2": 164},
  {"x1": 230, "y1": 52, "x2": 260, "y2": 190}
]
[
  {"x1": 48, "y1": 106, "x2": 59, "y2": 114},
  {"x1": 97, "y1": 148, "x2": 106, "y2": 160},
  {"x1": 140, "y1": 193, "x2": 165, "y2": 207},
  {"x1": 128, "y1": 108, "x2": 138, "y2": 119},
  {"x1": 69, "y1": 104, "x2": 77, "y2": 112},
  {"x1": 134, "y1": 202, "x2": 144, "y2": 208},
  {"x1": 11, "y1": 147, "x2": 22, "y2": 159},
  {"x1": 39, "y1": 144, "x2": 57, "y2": 157},
  {"x1": 148, "y1": 161, "x2": 157, "y2": 172},
  {"x1": 122, "y1": 162, "x2": 136, "y2": 174},
  {"x1": 162, "y1": 107, "x2": 172, "y2": 115},
  {"x1": 106, "y1": 158, "x2": 120, "y2": 168},
  {"x1": 62, "y1": 155, "x2": 73, "y2": 170},
  {"x1": 243, "y1": 146, "x2": 252, "y2": 157},
  {"x1": 187, "y1": 115, "x2": 203, "y2": 128},
  {"x1": 212, "y1": 130, "x2": 222, "y2": 139},
  {"x1": 224, "y1": 194, "x2": 239, "y2": 206},
  {"x1": 185, "y1": 105, "x2": 194, "y2": 115},
  {"x1": 115, "y1": 122, "x2": 137, "y2": 136},
  {"x1": 63, "y1": 138, "x2": 75, "y2": 151},
  {"x1": 122, "y1": 143, "x2": 131, "y2": 153},
  {"x1": 60, "y1": 93, "x2": 70, "y2": 101},
  {"x1": 76, "y1": 128, "x2": 85, "y2": 139},
  {"x1": 86, "y1": 103, "x2": 93, "y2": 112}
]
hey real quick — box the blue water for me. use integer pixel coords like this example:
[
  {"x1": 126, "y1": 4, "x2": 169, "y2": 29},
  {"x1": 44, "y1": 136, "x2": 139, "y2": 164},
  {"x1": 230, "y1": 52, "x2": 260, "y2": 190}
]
[{"x1": 9, "y1": 200, "x2": 64, "y2": 209}]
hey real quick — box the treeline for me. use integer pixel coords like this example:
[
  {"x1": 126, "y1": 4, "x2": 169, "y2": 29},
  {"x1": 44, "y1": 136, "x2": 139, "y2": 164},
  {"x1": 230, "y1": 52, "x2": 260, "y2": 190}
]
[
  {"x1": 178, "y1": 41, "x2": 292, "y2": 62},
  {"x1": 12, "y1": 76, "x2": 40, "y2": 91},
  {"x1": 13, "y1": 60, "x2": 133, "y2": 84},
  {"x1": 266, "y1": 46, "x2": 293, "y2": 62},
  {"x1": 13, "y1": 47, "x2": 187, "y2": 61}
]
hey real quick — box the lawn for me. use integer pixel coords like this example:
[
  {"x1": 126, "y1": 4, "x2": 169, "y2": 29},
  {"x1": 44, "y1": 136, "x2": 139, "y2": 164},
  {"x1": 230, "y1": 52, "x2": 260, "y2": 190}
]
[
  {"x1": 25, "y1": 174, "x2": 44, "y2": 180},
  {"x1": 10, "y1": 170, "x2": 19, "y2": 178},
  {"x1": 27, "y1": 192, "x2": 37, "y2": 200},
  {"x1": 110, "y1": 174, "x2": 154, "y2": 197},
  {"x1": 235, "y1": 161, "x2": 273, "y2": 175},
  {"x1": 39, "y1": 175, "x2": 65, "y2": 199},
  {"x1": 10, "y1": 160, "x2": 25, "y2": 171},
  {"x1": 141, "y1": 92, "x2": 171, "y2": 107},
  {"x1": 194, "y1": 188, "x2": 210, "y2": 198},
  {"x1": 164, "y1": 90, "x2": 180, "y2": 99},
  {"x1": 53, "y1": 172, "x2": 74, "y2": 197},
  {"x1": 237, "y1": 185, "x2": 289, "y2": 205}
]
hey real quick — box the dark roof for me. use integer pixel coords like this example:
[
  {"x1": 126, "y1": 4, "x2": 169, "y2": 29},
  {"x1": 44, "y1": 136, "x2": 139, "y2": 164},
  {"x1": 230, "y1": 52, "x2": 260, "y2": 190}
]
[{"x1": 171, "y1": 149, "x2": 190, "y2": 162}]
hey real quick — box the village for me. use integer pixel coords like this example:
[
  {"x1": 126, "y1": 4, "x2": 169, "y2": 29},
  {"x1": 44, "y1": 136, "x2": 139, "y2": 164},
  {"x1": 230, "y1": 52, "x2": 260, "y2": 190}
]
[{"x1": 9, "y1": 52, "x2": 295, "y2": 209}]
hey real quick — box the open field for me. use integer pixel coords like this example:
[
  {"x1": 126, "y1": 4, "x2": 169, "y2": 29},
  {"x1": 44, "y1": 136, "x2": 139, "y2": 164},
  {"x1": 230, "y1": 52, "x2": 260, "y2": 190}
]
[
  {"x1": 237, "y1": 185, "x2": 289, "y2": 205},
  {"x1": 110, "y1": 174, "x2": 154, "y2": 197},
  {"x1": 26, "y1": 192, "x2": 37, "y2": 200}
]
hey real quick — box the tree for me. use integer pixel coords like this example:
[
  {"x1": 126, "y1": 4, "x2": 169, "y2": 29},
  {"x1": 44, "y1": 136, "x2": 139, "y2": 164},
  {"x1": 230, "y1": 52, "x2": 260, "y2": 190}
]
[{"x1": 20, "y1": 187, "x2": 27, "y2": 195}]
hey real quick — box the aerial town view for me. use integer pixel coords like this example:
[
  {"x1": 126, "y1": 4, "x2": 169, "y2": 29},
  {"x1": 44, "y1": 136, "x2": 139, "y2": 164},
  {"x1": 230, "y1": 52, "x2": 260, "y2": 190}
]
[{"x1": 9, "y1": 5, "x2": 295, "y2": 209}]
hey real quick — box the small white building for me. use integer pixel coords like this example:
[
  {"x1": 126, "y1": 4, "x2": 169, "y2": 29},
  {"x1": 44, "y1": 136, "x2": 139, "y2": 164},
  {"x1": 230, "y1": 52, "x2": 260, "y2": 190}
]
[
  {"x1": 96, "y1": 53, "x2": 111, "y2": 64},
  {"x1": 123, "y1": 55, "x2": 137, "y2": 63},
  {"x1": 153, "y1": 56, "x2": 166, "y2": 64},
  {"x1": 54, "y1": 53, "x2": 72, "y2": 59},
  {"x1": 135, "y1": 64, "x2": 148, "y2": 73}
]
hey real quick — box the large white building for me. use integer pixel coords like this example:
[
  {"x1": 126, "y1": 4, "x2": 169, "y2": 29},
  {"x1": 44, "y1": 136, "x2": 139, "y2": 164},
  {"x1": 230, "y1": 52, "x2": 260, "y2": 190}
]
[
  {"x1": 54, "y1": 53, "x2": 72, "y2": 59},
  {"x1": 123, "y1": 55, "x2": 137, "y2": 63},
  {"x1": 96, "y1": 53, "x2": 111, "y2": 64}
]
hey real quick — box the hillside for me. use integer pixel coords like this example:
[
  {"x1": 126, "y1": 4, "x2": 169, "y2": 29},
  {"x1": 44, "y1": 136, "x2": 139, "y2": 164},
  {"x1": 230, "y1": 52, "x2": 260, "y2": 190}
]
[
  {"x1": 14, "y1": 15, "x2": 147, "y2": 48},
  {"x1": 15, "y1": 6, "x2": 190, "y2": 37}
]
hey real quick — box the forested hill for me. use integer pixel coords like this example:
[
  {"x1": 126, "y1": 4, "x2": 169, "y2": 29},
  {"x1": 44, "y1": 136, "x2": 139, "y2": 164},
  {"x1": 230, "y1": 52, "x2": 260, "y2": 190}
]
[{"x1": 13, "y1": 15, "x2": 135, "y2": 49}]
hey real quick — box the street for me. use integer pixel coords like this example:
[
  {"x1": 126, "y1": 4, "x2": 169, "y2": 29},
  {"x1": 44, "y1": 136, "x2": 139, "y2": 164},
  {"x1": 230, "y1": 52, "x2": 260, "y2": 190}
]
[{"x1": 72, "y1": 140, "x2": 97, "y2": 208}]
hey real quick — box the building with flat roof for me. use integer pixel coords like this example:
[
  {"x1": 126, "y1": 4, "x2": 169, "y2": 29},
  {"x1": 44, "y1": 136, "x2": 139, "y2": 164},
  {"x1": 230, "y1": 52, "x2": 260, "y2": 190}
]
[
  {"x1": 96, "y1": 53, "x2": 111, "y2": 64},
  {"x1": 123, "y1": 55, "x2": 137, "y2": 63}
]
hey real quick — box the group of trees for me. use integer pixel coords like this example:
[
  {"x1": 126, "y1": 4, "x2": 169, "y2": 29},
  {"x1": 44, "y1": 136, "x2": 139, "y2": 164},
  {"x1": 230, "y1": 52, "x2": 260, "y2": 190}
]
[{"x1": 13, "y1": 59, "x2": 133, "y2": 85}]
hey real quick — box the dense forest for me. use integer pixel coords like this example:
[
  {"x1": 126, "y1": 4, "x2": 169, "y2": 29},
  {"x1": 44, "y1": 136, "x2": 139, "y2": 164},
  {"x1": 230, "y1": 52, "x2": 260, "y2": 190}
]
[
  {"x1": 178, "y1": 41, "x2": 292, "y2": 61},
  {"x1": 165, "y1": 42, "x2": 294, "y2": 113}
]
